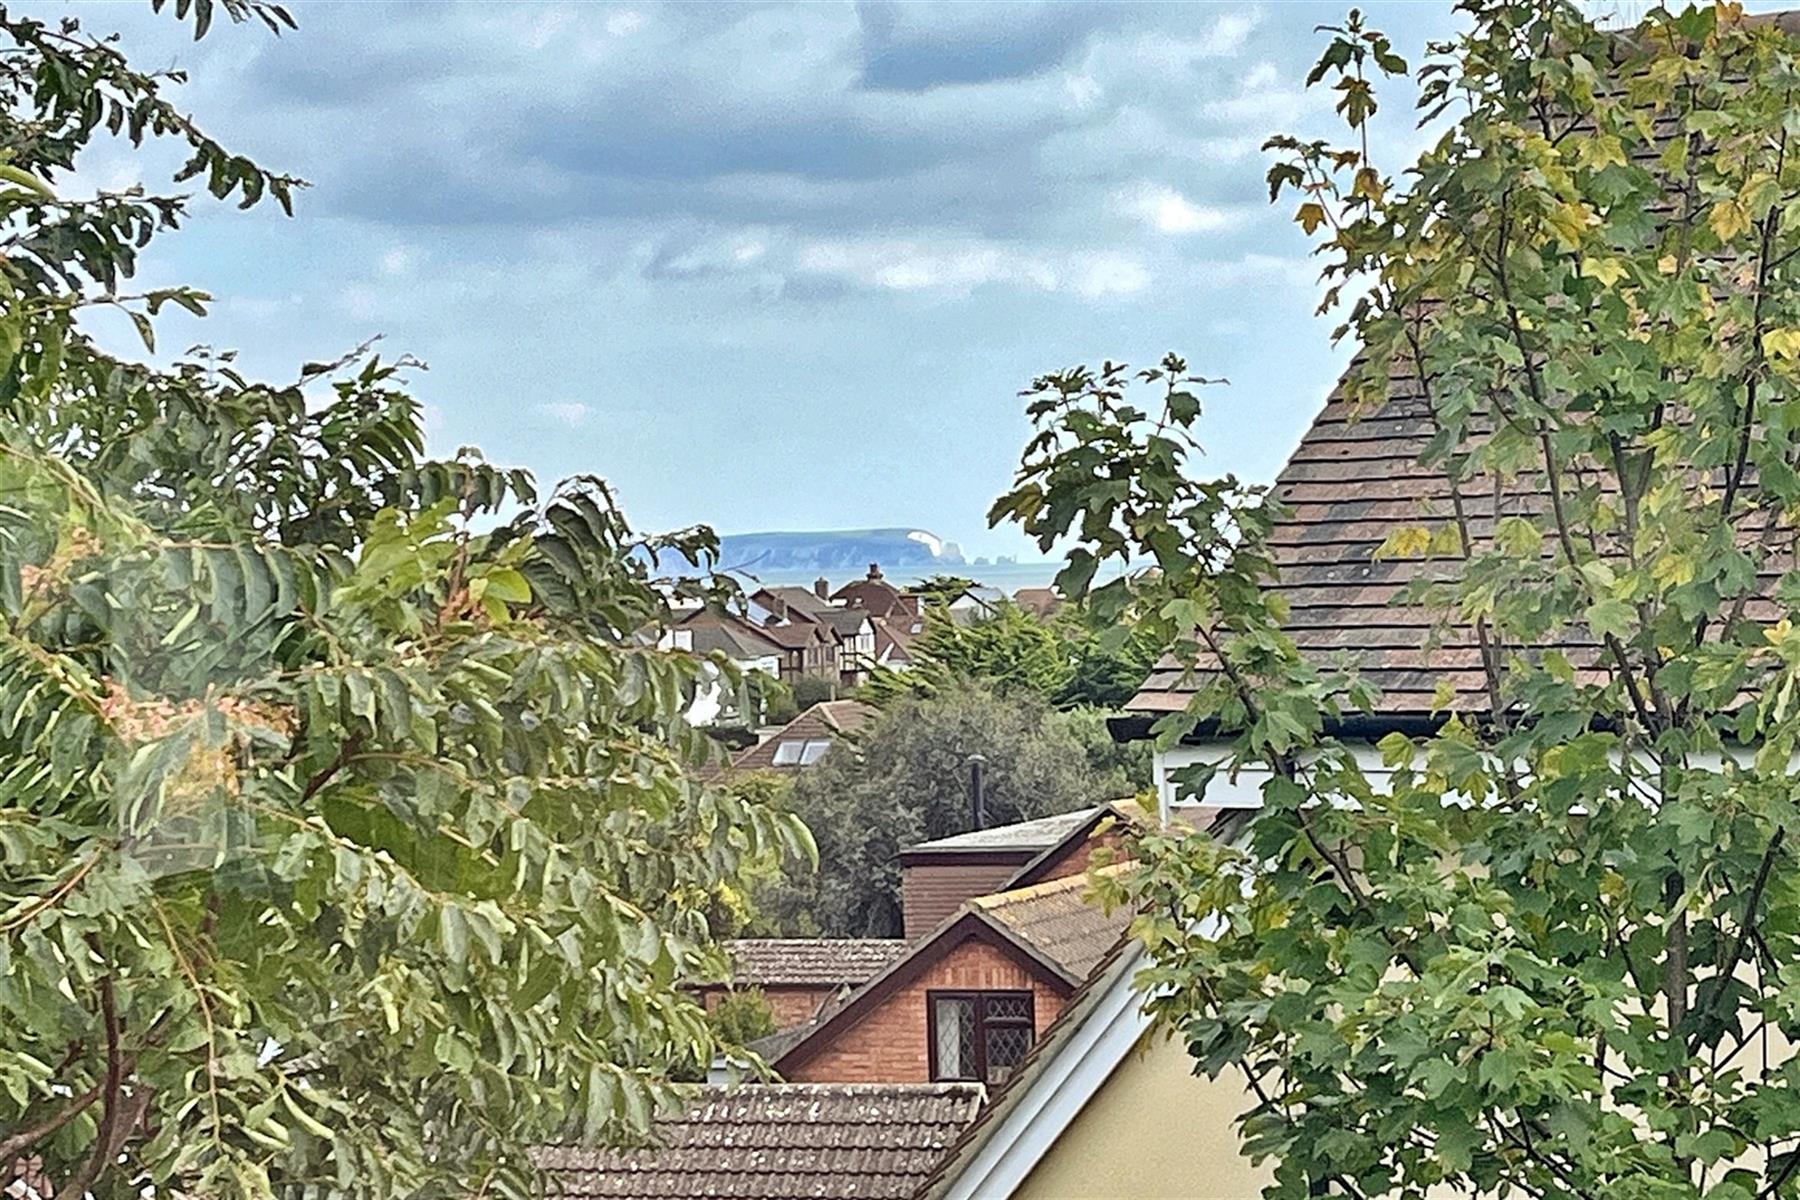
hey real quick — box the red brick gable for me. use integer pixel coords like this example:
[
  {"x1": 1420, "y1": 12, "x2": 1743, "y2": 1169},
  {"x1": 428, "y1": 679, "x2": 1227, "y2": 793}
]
[
  {"x1": 774, "y1": 913, "x2": 1075, "y2": 1083},
  {"x1": 780, "y1": 928, "x2": 1065, "y2": 1084}
]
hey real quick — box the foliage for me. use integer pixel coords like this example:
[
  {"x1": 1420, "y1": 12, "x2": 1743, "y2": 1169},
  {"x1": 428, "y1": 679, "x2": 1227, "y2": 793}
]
[
  {"x1": 863, "y1": 602, "x2": 1073, "y2": 704},
  {"x1": 862, "y1": 600, "x2": 1162, "y2": 710},
  {"x1": 995, "y1": 4, "x2": 1800, "y2": 1197},
  {"x1": 754, "y1": 682, "x2": 1146, "y2": 937},
  {"x1": 909, "y1": 574, "x2": 979, "y2": 606},
  {"x1": 706, "y1": 989, "x2": 778, "y2": 1048},
  {"x1": 0, "y1": 7, "x2": 808, "y2": 1198},
  {"x1": 790, "y1": 673, "x2": 839, "y2": 711}
]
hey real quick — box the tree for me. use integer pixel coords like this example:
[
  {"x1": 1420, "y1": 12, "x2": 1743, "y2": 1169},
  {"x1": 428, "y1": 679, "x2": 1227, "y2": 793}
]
[
  {"x1": 0, "y1": 7, "x2": 807, "y2": 1197},
  {"x1": 994, "y1": 4, "x2": 1800, "y2": 1197},
  {"x1": 755, "y1": 683, "x2": 1145, "y2": 937},
  {"x1": 863, "y1": 602, "x2": 1075, "y2": 706},
  {"x1": 705, "y1": 989, "x2": 777, "y2": 1048},
  {"x1": 861, "y1": 599, "x2": 1162, "y2": 710}
]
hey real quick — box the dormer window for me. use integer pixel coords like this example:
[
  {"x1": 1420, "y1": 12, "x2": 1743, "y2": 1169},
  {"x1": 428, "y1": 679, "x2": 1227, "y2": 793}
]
[
  {"x1": 928, "y1": 990, "x2": 1034, "y2": 1084},
  {"x1": 771, "y1": 738, "x2": 832, "y2": 766}
]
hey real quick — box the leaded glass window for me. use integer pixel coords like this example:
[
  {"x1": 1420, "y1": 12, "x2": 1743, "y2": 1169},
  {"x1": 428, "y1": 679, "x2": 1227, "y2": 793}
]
[{"x1": 928, "y1": 990, "x2": 1034, "y2": 1083}]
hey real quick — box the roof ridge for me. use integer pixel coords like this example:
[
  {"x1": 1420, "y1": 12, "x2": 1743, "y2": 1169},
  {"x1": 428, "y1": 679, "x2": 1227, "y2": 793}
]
[{"x1": 971, "y1": 861, "x2": 1131, "y2": 908}]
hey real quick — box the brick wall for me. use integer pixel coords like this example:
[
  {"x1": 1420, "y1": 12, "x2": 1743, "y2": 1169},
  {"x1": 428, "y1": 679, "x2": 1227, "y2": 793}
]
[
  {"x1": 901, "y1": 859, "x2": 1030, "y2": 939},
  {"x1": 1035, "y1": 828, "x2": 1128, "y2": 882},
  {"x1": 783, "y1": 937, "x2": 1062, "y2": 1083}
]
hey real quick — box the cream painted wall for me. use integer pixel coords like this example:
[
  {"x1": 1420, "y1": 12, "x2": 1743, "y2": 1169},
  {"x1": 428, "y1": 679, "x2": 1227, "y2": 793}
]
[{"x1": 1015, "y1": 1029, "x2": 1273, "y2": 1200}]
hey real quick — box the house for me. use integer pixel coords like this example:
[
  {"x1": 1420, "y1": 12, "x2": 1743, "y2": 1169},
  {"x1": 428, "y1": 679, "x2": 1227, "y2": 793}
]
[
  {"x1": 942, "y1": 584, "x2": 1005, "y2": 627},
  {"x1": 1011, "y1": 587, "x2": 1060, "y2": 620},
  {"x1": 896, "y1": 804, "x2": 1139, "y2": 940},
  {"x1": 730, "y1": 699, "x2": 876, "y2": 773},
  {"x1": 696, "y1": 938, "x2": 906, "y2": 1031},
  {"x1": 755, "y1": 616, "x2": 836, "y2": 684},
  {"x1": 872, "y1": 611, "x2": 922, "y2": 672},
  {"x1": 769, "y1": 869, "x2": 1132, "y2": 1087},
  {"x1": 537, "y1": 1083, "x2": 986, "y2": 1200},
  {"x1": 671, "y1": 610, "x2": 788, "y2": 725},
  {"x1": 916, "y1": 940, "x2": 1272, "y2": 1200},
  {"x1": 832, "y1": 562, "x2": 917, "y2": 621},
  {"x1": 816, "y1": 607, "x2": 876, "y2": 687}
]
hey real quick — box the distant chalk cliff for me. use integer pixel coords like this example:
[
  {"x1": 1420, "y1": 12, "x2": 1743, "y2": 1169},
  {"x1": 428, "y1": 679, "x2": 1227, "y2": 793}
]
[{"x1": 713, "y1": 528, "x2": 965, "y2": 574}]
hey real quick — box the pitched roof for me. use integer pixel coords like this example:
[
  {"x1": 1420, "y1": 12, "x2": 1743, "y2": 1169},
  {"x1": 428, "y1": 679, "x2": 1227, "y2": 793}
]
[
  {"x1": 536, "y1": 1083, "x2": 985, "y2": 1200},
  {"x1": 681, "y1": 614, "x2": 788, "y2": 662},
  {"x1": 754, "y1": 586, "x2": 835, "y2": 621},
  {"x1": 757, "y1": 620, "x2": 827, "y2": 650},
  {"x1": 1011, "y1": 587, "x2": 1060, "y2": 618},
  {"x1": 771, "y1": 863, "x2": 1133, "y2": 1076},
  {"x1": 1001, "y1": 800, "x2": 1150, "y2": 891},
  {"x1": 898, "y1": 807, "x2": 1101, "y2": 859},
  {"x1": 771, "y1": 908, "x2": 1082, "y2": 1077},
  {"x1": 968, "y1": 867, "x2": 1133, "y2": 981},
  {"x1": 816, "y1": 607, "x2": 873, "y2": 638},
  {"x1": 1125, "y1": 366, "x2": 1528, "y2": 729},
  {"x1": 723, "y1": 939, "x2": 907, "y2": 988},
  {"x1": 872, "y1": 614, "x2": 917, "y2": 664},
  {"x1": 730, "y1": 700, "x2": 877, "y2": 773}
]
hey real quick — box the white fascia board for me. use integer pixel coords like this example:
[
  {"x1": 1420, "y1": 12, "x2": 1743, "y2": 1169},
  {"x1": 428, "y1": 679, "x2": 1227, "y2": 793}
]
[
  {"x1": 937, "y1": 945, "x2": 1155, "y2": 1200},
  {"x1": 1153, "y1": 742, "x2": 1398, "y2": 822},
  {"x1": 1153, "y1": 741, "x2": 1770, "y2": 822}
]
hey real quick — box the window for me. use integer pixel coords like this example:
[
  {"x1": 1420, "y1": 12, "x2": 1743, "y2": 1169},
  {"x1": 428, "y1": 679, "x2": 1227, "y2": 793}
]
[
  {"x1": 772, "y1": 739, "x2": 832, "y2": 766},
  {"x1": 928, "y1": 990, "x2": 1034, "y2": 1084}
]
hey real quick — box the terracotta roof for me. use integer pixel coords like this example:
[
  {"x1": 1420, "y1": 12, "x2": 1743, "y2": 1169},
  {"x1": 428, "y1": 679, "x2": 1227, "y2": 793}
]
[
  {"x1": 968, "y1": 867, "x2": 1133, "y2": 981},
  {"x1": 731, "y1": 701, "x2": 877, "y2": 772},
  {"x1": 1011, "y1": 587, "x2": 1060, "y2": 618},
  {"x1": 725, "y1": 939, "x2": 907, "y2": 987},
  {"x1": 536, "y1": 1083, "x2": 985, "y2": 1199}
]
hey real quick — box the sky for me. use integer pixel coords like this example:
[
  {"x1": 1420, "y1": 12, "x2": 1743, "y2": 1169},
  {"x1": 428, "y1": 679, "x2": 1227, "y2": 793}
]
[{"x1": 56, "y1": 1, "x2": 1485, "y2": 560}]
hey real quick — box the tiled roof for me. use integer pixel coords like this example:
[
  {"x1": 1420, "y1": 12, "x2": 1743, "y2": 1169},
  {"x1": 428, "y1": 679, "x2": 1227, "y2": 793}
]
[
  {"x1": 725, "y1": 939, "x2": 907, "y2": 987},
  {"x1": 682, "y1": 615, "x2": 788, "y2": 662},
  {"x1": 536, "y1": 1083, "x2": 985, "y2": 1199},
  {"x1": 757, "y1": 621, "x2": 825, "y2": 650},
  {"x1": 899, "y1": 807, "x2": 1100, "y2": 857},
  {"x1": 756, "y1": 586, "x2": 835, "y2": 620},
  {"x1": 816, "y1": 608, "x2": 873, "y2": 638},
  {"x1": 969, "y1": 866, "x2": 1133, "y2": 981},
  {"x1": 731, "y1": 701, "x2": 877, "y2": 773}
]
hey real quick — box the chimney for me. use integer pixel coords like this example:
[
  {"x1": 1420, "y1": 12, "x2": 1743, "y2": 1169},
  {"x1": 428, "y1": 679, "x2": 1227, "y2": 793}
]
[
  {"x1": 814, "y1": 576, "x2": 830, "y2": 601},
  {"x1": 967, "y1": 754, "x2": 988, "y2": 832},
  {"x1": 868, "y1": 562, "x2": 883, "y2": 581}
]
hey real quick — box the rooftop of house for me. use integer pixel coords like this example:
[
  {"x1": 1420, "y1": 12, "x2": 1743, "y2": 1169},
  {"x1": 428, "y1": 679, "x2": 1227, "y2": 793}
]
[
  {"x1": 968, "y1": 866, "x2": 1133, "y2": 982},
  {"x1": 680, "y1": 614, "x2": 787, "y2": 662},
  {"x1": 730, "y1": 700, "x2": 877, "y2": 773},
  {"x1": 754, "y1": 585, "x2": 836, "y2": 620},
  {"x1": 536, "y1": 1083, "x2": 985, "y2": 1200},
  {"x1": 898, "y1": 807, "x2": 1102, "y2": 858},
  {"x1": 815, "y1": 607, "x2": 873, "y2": 638},
  {"x1": 722, "y1": 939, "x2": 907, "y2": 988}
]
